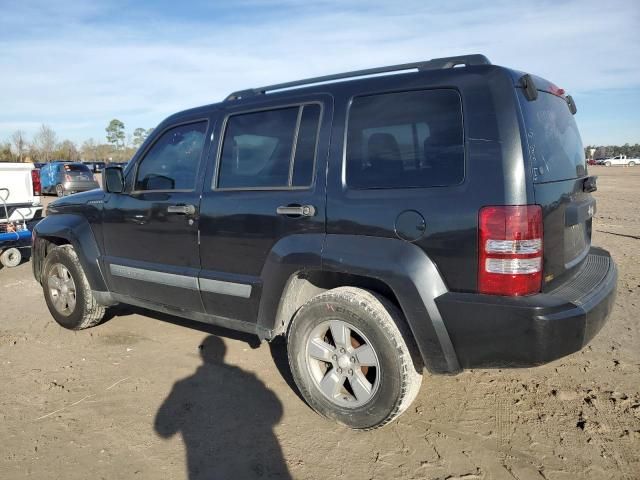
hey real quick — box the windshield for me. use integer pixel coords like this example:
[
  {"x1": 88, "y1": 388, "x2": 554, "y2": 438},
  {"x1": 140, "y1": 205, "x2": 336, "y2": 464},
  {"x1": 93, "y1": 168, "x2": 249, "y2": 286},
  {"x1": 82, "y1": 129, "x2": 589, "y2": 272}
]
[
  {"x1": 63, "y1": 164, "x2": 91, "y2": 175},
  {"x1": 518, "y1": 90, "x2": 586, "y2": 183}
]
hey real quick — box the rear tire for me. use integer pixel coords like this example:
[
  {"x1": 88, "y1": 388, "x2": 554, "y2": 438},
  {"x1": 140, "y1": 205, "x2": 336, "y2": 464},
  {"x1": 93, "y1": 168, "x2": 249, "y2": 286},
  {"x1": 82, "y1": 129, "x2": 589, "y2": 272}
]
[
  {"x1": 0, "y1": 248, "x2": 22, "y2": 267},
  {"x1": 42, "y1": 245, "x2": 105, "y2": 330},
  {"x1": 56, "y1": 184, "x2": 64, "y2": 197},
  {"x1": 629, "y1": 161, "x2": 635, "y2": 167},
  {"x1": 287, "y1": 287, "x2": 422, "y2": 430}
]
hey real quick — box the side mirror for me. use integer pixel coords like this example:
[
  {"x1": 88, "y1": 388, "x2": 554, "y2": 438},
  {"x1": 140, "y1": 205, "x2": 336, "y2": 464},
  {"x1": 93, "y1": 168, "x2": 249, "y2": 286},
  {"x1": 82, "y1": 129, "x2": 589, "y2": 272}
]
[{"x1": 103, "y1": 166, "x2": 125, "y2": 193}]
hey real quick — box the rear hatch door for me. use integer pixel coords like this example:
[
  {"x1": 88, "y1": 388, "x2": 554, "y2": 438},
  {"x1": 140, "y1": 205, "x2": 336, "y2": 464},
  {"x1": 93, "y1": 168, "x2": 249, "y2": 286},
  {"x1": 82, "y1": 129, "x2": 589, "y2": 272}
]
[
  {"x1": 517, "y1": 86, "x2": 593, "y2": 289},
  {"x1": 63, "y1": 163, "x2": 94, "y2": 182}
]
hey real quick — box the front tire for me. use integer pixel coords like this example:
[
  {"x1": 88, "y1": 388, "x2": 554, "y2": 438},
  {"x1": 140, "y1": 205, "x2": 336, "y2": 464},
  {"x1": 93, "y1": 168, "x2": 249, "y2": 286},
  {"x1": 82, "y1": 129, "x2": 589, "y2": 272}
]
[
  {"x1": 605, "y1": 161, "x2": 612, "y2": 167},
  {"x1": 42, "y1": 245, "x2": 105, "y2": 330},
  {"x1": 287, "y1": 287, "x2": 422, "y2": 430}
]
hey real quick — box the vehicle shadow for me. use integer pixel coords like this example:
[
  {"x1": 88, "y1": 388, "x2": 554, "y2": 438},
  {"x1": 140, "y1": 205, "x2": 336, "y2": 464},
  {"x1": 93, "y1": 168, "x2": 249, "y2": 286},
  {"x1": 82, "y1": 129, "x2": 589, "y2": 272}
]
[
  {"x1": 268, "y1": 336, "x2": 305, "y2": 403},
  {"x1": 154, "y1": 334, "x2": 292, "y2": 479},
  {"x1": 104, "y1": 305, "x2": 262, "y2": 348}
]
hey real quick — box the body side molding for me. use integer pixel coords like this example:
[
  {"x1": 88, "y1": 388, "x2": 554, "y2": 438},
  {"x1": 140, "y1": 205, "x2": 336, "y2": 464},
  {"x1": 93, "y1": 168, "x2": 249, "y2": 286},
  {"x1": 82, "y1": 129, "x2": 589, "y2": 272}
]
[{"x1": 108, "y1": 262, "x2": 253, "y2": 298}]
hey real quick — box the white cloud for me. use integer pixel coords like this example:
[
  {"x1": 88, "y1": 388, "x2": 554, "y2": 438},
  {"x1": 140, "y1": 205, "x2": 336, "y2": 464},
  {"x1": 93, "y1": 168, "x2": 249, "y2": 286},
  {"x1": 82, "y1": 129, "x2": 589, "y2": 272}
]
[{"x1": 0, "y1": 0, "x2": 638, "y2": 144}]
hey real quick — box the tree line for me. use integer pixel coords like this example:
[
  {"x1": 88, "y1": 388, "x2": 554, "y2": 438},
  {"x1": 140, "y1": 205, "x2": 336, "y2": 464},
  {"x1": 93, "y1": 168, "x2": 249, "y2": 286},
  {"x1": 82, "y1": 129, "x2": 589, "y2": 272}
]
[
  {"x1": 585, "y1": 144, "x2": 640, "y2": 159},
  {"x1": 2, "y1": 126, "x2": 638, "y2": 163},
  {"x1": 0, "y1": 119, "x2": 153, "y2": 163}
]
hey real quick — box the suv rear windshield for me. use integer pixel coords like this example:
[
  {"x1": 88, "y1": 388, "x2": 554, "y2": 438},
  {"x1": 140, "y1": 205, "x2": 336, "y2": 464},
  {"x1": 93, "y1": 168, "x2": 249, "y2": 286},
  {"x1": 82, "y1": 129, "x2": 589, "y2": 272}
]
[
  {"x1": 63, "y1": 164, "x2": 91, "y2": 175},
  {"x1": 518, "y1": 90, "x2": 586, "y2": 183}
]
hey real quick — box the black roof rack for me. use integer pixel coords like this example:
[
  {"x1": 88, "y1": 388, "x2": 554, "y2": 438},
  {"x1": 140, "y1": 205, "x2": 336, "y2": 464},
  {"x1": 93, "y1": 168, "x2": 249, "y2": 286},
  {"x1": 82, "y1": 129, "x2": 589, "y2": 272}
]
[{"x1": 225, "y1": 54, "x2": 490, "y2": 101}]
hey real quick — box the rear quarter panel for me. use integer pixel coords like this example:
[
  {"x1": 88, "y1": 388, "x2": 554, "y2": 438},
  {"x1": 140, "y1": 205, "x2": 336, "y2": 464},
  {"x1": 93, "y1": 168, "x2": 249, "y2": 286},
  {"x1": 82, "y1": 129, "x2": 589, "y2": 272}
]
[{"x1": 325, "y1": 66, "x2": 530, "y2": 293}]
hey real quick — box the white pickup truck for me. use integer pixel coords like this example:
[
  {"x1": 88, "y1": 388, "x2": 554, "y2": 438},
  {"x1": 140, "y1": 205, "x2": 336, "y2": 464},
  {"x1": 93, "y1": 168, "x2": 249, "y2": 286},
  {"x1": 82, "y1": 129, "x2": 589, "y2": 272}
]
[
  {"x1": 0, "y1": 163, "x2": 43, "y2": 223},
  {"x1": 598, "y1": 155, "x2": 640, "y2": 166},
  {"x1": 0, "y1": 163, "x2": 43, "y2": 266}
]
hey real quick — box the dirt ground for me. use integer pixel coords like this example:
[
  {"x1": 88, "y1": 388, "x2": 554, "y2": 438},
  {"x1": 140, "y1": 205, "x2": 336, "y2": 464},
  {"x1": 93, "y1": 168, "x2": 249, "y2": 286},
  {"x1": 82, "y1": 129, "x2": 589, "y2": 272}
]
[{"x1": 0, "y1": 166, "x2": 638, "y2": 480}]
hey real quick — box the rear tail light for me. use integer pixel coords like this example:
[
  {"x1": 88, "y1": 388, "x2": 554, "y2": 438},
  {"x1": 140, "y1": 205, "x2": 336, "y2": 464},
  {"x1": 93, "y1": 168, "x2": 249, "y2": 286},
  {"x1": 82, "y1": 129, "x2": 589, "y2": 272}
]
[
  {"x1": 548, "y1": 83, "x2": 566, "y2": 97},
  {"x1": 31, "y1": 169, "x2": 41, "y2": 196},
  {"x1": 478, "y1": 205, "x2": 543, "y2": 296}
]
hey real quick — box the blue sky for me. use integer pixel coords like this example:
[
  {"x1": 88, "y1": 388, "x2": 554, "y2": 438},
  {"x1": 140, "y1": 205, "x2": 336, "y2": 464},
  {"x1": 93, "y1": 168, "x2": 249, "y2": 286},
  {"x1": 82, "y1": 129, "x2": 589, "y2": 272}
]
[{"x1": 0, "y1": 0, "x2": 638, "y2": 147}]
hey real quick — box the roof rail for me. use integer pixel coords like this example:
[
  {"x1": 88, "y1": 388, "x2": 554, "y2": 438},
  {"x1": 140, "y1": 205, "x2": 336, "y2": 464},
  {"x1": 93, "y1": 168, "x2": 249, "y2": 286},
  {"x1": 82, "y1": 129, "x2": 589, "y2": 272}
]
[{"x1": 225, "y1": 54, "x2": 490, "y2": 101}]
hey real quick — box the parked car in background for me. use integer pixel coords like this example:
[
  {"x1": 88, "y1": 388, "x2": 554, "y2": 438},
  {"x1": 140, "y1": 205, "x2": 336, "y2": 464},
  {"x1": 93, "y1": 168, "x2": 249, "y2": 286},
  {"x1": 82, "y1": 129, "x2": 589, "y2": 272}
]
[
  {"x1": 83, "y1": 161, "x2": 106, "y2": 173},
  {"x1": 0, "y1": 163, "x2": 43, "y2": 266},
  {"x1": 39, "y1": 162, "x2": 100, "y2": 196},
  {"x1": 597, "y1": 155, "x2": 639, "y2": 166},
  {"x1": 0, "y1": 163, "x2": 43, "y2": 225}
]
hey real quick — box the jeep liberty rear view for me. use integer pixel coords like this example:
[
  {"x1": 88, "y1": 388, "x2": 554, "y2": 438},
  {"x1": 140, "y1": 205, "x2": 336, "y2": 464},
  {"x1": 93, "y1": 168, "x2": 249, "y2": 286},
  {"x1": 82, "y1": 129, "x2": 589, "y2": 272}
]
[{"x1": 33, "y1": 55, "x2": 617, "y2": 429}]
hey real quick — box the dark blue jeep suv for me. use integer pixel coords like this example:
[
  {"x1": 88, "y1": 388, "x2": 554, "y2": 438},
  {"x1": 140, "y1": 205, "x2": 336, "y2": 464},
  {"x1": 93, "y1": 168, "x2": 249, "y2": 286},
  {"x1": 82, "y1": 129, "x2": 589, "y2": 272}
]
[{"x1": 32, "y1": 55, "x2": 617, "y2": 429}]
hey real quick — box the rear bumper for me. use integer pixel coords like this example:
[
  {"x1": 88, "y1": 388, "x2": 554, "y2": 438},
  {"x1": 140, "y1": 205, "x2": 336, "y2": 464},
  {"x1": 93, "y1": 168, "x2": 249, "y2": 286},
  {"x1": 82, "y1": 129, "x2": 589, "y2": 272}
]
[
  {"x1": 1, "y1": 203, "x2": 43, "y2": 222},
  {"x1": 436, "y1": 247, "x2": 617, "y2": 368},
  {"x1": 63, "y1": 181, "x2": 100, "y2": 194}
]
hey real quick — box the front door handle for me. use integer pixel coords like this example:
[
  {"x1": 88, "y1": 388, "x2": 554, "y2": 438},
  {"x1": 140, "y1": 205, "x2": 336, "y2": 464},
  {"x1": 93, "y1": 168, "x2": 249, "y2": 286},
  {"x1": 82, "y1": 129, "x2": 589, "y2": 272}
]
[
  {"x1": 276, "y1": 205, "x2": 316, "y2": 217},
  {"x1": 167, "y1": 204, "x2": 196, "y2": 215}
]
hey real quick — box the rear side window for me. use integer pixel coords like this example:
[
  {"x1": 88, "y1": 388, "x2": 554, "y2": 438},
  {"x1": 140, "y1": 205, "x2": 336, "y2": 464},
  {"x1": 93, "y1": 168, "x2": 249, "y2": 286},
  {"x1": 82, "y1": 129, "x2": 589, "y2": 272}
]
[
  {"x1": 518, "y1": 90, "x2": 586, "y2": 183},
  {"x1": 135, "y1": 121, "x2": 207, "y2": 191},
  {"x1": 346, "y1": 89, "x2": 464, "y2": 189},
  {"x1": 217, "y1": 104, "x2": 321, "y2": 189}
]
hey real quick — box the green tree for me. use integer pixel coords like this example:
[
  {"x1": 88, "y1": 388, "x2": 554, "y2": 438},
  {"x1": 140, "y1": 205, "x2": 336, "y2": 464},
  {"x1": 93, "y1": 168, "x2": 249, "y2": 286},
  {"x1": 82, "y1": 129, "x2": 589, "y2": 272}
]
[
  {"x1": 106, "y1": 119, "x2": 126, "y2": 150},
  {"x1": 132, "y1": 127, "x2": 147, "y2": 148}
]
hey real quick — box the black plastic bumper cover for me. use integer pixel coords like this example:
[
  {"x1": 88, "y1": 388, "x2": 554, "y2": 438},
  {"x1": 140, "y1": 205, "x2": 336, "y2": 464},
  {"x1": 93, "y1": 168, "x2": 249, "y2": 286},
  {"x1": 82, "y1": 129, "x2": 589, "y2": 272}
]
[{"x1": 436, "y1": 247, "x2": 617, "y2": 368}]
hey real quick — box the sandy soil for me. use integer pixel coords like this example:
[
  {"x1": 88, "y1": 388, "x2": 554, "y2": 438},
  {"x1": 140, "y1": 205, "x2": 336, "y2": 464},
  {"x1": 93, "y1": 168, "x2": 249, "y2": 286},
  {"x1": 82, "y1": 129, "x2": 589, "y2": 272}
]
[{"x1": 0, "y1": 166, "x2": 638, "y2": 480}]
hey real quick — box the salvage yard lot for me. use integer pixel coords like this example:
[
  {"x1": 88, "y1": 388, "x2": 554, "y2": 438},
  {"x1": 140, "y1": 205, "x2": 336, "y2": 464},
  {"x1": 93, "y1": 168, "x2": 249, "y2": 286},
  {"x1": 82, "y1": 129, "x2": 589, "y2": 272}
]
[{"x1": 1, "y1": 166, "x2": 638, "y2": 480}]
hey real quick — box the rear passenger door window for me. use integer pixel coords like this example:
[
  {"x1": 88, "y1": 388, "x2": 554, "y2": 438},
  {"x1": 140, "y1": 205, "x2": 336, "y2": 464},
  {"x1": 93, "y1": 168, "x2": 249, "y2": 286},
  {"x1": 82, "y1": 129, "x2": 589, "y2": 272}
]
[
  {"x1": 346, "y1": 89, "x2": 464, "y2": 189},
  {"x1": 217, "y1": 104, "x2": 321, "y2": 189}
]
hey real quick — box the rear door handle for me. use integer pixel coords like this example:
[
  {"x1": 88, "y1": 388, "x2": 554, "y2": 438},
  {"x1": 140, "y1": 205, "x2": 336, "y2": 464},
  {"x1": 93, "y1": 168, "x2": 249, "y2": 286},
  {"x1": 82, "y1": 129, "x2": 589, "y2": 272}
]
[
  {"x1": 276, "y1": 205, "x2": 316, "y2": 217},
  {"x1": 167, "y1": 204, "x2": 196, "y2": 215}
]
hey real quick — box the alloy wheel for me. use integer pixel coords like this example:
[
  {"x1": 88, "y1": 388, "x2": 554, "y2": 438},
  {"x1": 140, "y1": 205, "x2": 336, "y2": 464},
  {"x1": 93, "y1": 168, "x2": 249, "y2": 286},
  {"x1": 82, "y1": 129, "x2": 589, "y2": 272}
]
[
  {"x1": 47, "y1": 263, "x2": 77, "y2": 316},
  {"x1": 305, "y1": 320, "x2": 381, "y2": 408}
]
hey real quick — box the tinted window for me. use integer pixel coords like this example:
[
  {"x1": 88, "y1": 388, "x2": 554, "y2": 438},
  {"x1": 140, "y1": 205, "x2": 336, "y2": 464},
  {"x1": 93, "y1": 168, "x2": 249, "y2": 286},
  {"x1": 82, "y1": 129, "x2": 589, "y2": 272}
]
[
  {"x1": 219, "y1": 108, "x2": 297, "y2": 188},
  {"x1": 135, "y1": 122, "x2": 207, "y2": 191},
  {"x1": 218, "y1": 105, "x2": 320, "y2": 189},
  {"x1": 347, "y1": 89, "x2": 464, "y2": 189},
  {"x1": 63, "y1": 164, "x2": 91, "y2": 173},
  {"x1": 519, "y1": 90, "x2": 586, "y2": 183}
]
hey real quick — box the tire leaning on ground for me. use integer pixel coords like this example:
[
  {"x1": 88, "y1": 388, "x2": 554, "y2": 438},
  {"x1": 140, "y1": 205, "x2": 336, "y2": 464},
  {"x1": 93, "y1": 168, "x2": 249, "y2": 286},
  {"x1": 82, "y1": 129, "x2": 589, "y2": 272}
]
[
  {"x1": 605, "y1": 161, "x2": 612, "y2": 166},
  {"x1": 42, "y1": 245, "x2": 105, "y2": 330},
  {"x1": 0, "y1": 247, "x2": 22, "y2": 267},
  {"x1": 629, "y1": 161, "x2": 636, "y2": 167},
  {"x1": 287, "y1": 287, "x2": 423, "y2": 430},
  {"x1": 55, "y1": 184, "x2": 65, "y2": 197}
]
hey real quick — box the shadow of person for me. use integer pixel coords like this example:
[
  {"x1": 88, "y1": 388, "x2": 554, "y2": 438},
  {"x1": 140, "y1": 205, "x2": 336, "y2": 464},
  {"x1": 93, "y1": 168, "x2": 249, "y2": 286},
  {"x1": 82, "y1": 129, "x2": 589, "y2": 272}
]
[{"x1": 154, "y1": 335, "x2": 291, "y2": 479}]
